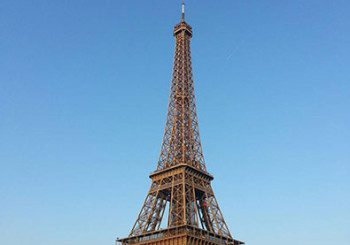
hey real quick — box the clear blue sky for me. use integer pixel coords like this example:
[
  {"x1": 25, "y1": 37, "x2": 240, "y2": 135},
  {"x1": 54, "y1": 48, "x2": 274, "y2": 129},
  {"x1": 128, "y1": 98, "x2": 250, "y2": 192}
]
[{"x1": 1, "y1": 1, "x2": 349, "y2": 245}]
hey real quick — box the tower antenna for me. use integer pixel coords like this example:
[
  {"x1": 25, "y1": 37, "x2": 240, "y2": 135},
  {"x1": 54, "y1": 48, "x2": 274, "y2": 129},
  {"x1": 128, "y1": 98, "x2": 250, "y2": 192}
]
[{"x1": 182, "y1": 3, "x2": 185, "y2": 20}]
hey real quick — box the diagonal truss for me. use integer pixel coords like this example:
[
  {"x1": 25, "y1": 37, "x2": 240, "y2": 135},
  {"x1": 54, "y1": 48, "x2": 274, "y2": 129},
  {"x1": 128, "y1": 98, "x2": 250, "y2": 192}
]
[
  {"x1": 129, "y1": 167, "x2": 231, "y2": 238},
  {"x1": 157, "y1": 18, "x2": 206, "y2": 172}
]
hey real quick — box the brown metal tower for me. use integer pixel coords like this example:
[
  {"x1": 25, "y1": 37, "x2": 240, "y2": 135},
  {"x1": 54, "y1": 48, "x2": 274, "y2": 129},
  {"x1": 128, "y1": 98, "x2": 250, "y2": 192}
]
[{"x1": 117, "y1": 4, "x2": 244, "y2": 245}]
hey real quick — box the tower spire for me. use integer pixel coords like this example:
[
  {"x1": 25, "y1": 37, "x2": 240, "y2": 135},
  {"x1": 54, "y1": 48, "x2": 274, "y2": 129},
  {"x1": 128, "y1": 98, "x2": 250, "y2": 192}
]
[{"x1": 182, "y1": 3, "x2": 185, "y2": 20}]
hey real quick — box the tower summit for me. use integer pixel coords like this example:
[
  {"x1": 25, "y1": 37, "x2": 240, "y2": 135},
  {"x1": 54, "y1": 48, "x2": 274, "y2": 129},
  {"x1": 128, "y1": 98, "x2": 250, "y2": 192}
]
[{"x1": 116, "y1": 5, "x2": 244, "y2": 245}]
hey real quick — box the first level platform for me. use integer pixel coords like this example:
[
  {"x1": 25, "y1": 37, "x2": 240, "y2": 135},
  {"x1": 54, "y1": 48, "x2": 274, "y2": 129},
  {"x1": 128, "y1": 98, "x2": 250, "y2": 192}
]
[{"x1": 116, "y1": 225, "x2": 244, "y2": 245}]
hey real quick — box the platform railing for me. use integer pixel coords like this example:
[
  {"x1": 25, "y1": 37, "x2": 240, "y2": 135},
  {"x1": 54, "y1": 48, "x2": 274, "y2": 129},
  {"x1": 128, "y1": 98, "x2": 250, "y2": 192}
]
[{"x1": 116, "y1": 225, "x2": 237, "y2": 245}]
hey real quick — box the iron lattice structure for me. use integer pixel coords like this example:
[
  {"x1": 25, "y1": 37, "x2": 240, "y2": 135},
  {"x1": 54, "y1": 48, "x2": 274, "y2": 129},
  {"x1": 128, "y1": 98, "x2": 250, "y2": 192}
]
[{"x1": 117, "y1": 5, "x2": 243, "y2": 245}]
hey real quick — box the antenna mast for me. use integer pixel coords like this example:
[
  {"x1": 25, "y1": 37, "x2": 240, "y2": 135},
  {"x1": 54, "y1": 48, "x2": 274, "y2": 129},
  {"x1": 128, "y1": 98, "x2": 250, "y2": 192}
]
[{"x1": 182, "y1": 3, "x2": 185, "y2": 20}]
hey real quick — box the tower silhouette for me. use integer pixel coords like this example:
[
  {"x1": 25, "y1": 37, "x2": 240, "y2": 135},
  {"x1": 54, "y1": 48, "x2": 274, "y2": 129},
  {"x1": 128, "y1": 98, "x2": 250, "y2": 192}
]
[{"x1": 117, "y1": 4, "x2": 244, "y2": 245}]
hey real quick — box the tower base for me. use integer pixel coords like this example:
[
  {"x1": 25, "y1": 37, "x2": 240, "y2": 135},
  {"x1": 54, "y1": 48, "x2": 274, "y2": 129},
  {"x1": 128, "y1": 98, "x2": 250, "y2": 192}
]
[{"x1": 116, "y1": 225, "x2": 244, "y2": 245}]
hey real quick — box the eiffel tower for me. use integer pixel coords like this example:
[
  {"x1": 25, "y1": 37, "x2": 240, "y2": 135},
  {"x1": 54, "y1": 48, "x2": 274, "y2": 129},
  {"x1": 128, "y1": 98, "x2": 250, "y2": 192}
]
[{"x1": 116, "y1": 4, "x2": 244, "y2": 245}]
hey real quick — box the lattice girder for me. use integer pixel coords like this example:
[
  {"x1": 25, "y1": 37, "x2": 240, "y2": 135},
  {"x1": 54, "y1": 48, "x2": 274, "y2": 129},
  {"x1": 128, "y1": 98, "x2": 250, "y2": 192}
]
[
  {"x1": 129, "y1": 166, "x2": 232, "y2": 239},
  {"x1": 157, "y1": 19, "x2": 206, "y2": 172}
]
